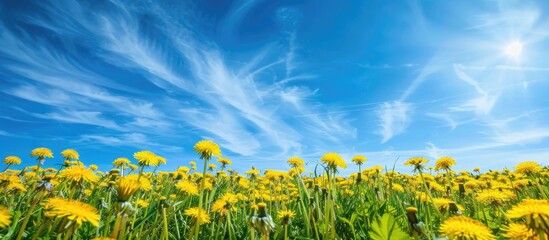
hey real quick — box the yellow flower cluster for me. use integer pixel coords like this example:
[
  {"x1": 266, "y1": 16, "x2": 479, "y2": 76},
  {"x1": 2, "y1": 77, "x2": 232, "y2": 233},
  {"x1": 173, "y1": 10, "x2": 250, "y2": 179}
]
[{"x1": 3, "y1": 142, "x2": 549, "y2": 240}]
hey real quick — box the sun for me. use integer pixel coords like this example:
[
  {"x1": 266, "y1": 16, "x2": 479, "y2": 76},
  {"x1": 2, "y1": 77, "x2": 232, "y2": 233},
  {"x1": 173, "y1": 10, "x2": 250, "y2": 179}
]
[{"x1": 504, "y1": 41, "x2": 522, "y2": 58}]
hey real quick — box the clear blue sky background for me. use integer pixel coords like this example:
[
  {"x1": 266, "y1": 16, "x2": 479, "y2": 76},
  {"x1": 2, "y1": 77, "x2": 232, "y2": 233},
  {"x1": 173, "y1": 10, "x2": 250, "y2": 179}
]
[{"x1": 1, "y1": 0, "x2": 549, "y2": 174}]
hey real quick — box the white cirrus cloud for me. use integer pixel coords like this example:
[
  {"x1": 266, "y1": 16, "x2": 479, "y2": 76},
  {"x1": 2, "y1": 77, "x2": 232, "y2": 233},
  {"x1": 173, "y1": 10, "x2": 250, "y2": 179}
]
[{"x1": 376, "y1": 101, "x2": 413, "y2": 144}]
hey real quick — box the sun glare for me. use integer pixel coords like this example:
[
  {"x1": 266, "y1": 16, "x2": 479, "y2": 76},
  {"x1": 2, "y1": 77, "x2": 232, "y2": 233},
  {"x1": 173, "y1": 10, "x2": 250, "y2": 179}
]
[{"x1": 504, "y1": 41, "x2": 522, "y2": 58}]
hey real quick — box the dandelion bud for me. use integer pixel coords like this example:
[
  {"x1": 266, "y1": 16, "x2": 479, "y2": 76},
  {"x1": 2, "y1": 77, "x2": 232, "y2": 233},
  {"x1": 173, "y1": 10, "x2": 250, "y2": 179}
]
[
  {"x1": 37, "y1": 180, "x2": 54, "y2": 192},
  {"x1": 117, "y1": 201, "x2": 135, "y2": 217},
  {"x1": 89, "y1": 165, "x2": 98, "y2": 171},
  {"x1": 458, "y1": 184, "x2": 465, "y2": 198},
  {"x1": 406, "y1": 207, "x2": 426, "y2": 237},
  {"x1": 109, "y1": 169, "x2": 120, "y2": 175},
  {"x1": 252, "y1": 202, "x2": 275, "y2": 237},
  {"x1": 448, "y1": 202, "x2": 461, "y2": 215},
  {"x1": 98, "y1": 198, "x2": 108, "y2": 209}
]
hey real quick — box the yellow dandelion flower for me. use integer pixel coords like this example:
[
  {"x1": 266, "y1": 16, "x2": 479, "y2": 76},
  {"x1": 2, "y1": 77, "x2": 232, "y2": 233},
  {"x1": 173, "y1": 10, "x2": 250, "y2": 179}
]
[
  {"x1": 265, "y1": 170, "x2": 290, "y2": 181},
  {"x1": 238, "y1": 178, "x2": 250, "y2": 188},
  {"x1": 125, "y1": 174, "x2": 152, "y2": 191},
  {"x1": 512, "y1": 179, "x2": 531, "y2": 190},
  {"x1": 6, "y1": 181, "x2": 27, "y2": 192},
  {"x1": 502, "y1": 223, "x2": 539, "y2": 240},
  {"x1": 278, "y1": 209, "x2": 295, "y2": 225},
  {"x1": 288, "y1": 167, "x2": 305, "y2": 176},
  {"x1": 175, "y1": 180, "x2": 199, "y2": 196},
  {"x1": 217, "y1": 157, "x2": 232, "y2": 166},
  {"x1": 351, "y1": 155, "x2": 367, "y2": 165},
  {"x1": 406, "y1": 207, "x2": 418, "y2": 214},
  {"x1": 221, "y1": 192, "x2": 238, "y2": 204},
  {"x1": 117, "y1": 177, "x2": 141, "y2": 201},
  {"x1": 136, "y1": 200, "x2": 149, "y2": 208},
  {"x1": 89, "y1": 164, "x2": 98, "y2": 171},
  {"x1": 208, "y1": 163, "x2": 217, "y2": 170},
  {"x1": 43, "y1": 197, "x2": 100, "y2": 227},
  {"x1": 184, "y1": 207, "x2": 210, "y2": 225},
  {"x1": 287, "y1": 156, "x2": 304, "y2": 168},
  {"x1": 405, "y1": 157, "x2": 429, "y2": 172},
  {"x1": 0, "y1": 206, "x2": 11, "y2": 228},
  {"x1": 429, "y1": 182, "x2": 445, "y2": 193},
  {"x1": 31, "y1": 147, "x2": 53, "y2": 159},
  {"x1": 84, "y1": 189, "x2": 92, "y2": 196},
  {"x1": 194, "y1": 140, "x2": 221, "y2": 160},
  {"x1": 61, "y1": 149, "x2": 79, "y2": 160},
  {"x1": 515, "y1": 161, "x2": 542, "y2": 175},
  {"x1": 433, "y1": 198, "x2": 463, "y2": 213},
  {"x1": 178, "y1": 166, "x2": 190, "y2": 173},
  {"x1": 59, "y1": 166, "x2": 100, "y2": 184},
  {"x1": 212, "y1": 195, "x2": 237, "y2": 216},
  {"x1": 464, "y1": 179, "x2": 481, "y2": 190},
  {"x1": 320, "y1": 152, "x2": 347, "y2": 170},
  {"x1": 439, "y1": 215, "x2": 495, "y2": 240},
  {"x1": 476, "y1": 189, "x2": 515, "y2": 206},
  {"x1": 507, "y1": 199, "x2": 549, "y2": 234},
  {"x1": 434, "y1": 156, "x2": 456, "y2": 171},
  {"x1": 245, "y1": 167, "x2": 261, "y2": 176},
  {"x1": 42, "y1": 197, "x2": 68, "y2": 210},
  {"x1": 190, "y1": 161, "x2": 197, "y2": 170},
  {"x1": 367, "y1": 165, "x2": 383, "y2": 174},
  {"x1": 392, "y1": 183, "x2": 405, "y2": 193},
  {"x1": 3, "y1": 156, "x2": 21, "y2": 165},
  {"x1": 202, "y1": 179, "x2": 214, "y2": 191},
  {"x1": 129, "y1": 164, "x2": 138, "y2": 170},
  {"x1": 133, "y1": 151, "x2": 158, "y2": 166},
  {"x1": 109, "y1": 169, "x2": 120, "y2": 175},
  {"x1": 113, "y1": 158, "x2": 131, "y2": 167},
  {"x1": 156, "y1": 155, "x2": 167, "y2": 165},
  {"x1": 212, "y1": 199, "x2": 229, "y2": 215}
]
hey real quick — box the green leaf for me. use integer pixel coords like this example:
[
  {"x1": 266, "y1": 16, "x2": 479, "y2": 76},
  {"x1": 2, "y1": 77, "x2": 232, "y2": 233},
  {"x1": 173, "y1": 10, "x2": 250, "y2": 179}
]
[
  {"x1": 369, "y1": 213, "x2": 409, "y2": 240},
  {"x1": 338, "y1": 216, "x2": 357, "y2": 239}
]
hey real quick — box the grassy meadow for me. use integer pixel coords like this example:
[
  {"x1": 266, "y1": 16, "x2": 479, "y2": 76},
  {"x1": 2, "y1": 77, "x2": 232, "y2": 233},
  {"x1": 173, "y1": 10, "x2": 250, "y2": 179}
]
[{"x1": 0, "y1": 140, "x2": 548, "y2": 239}]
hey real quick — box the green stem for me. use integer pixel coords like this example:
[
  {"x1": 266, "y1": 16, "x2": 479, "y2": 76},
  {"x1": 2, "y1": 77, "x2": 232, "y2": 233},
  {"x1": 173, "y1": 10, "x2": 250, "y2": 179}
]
[
  {"x1": 110, "y1": 214, "x2": 123, "y2": 239},
  {"x1": 193, "y1": 157, "x2": 210, "y2": 240},
  {"x1": 162, "y1": 208, "x2": 169, "y2": 240},
  {"x1": 31, "y1": 217, "x2": 50, "y2": 240},
  {"x1": 136, "y1": 165, "x2": 145, "y2": 182},
  {"x1": 418, "y1": 169, "x2": 445, "y2": 221},
  {"x1": 2, "y1": 164, "x2": 11, "y2": 172},
  {"x1": 16, "y1": 190, "x2": 44, "y2": 240}
]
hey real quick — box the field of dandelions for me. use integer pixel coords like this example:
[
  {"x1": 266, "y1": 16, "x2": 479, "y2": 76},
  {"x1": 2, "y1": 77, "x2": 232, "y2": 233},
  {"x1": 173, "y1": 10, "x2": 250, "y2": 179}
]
[{"x1": 0, "y1": 140, "x2": 548, "y2": 240}]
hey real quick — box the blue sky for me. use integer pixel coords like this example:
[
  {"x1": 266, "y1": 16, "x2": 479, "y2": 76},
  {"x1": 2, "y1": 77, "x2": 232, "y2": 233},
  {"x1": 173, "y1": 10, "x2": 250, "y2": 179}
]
[{"x1": 1, "y1": 0, "x2": 549, "y2": 174}]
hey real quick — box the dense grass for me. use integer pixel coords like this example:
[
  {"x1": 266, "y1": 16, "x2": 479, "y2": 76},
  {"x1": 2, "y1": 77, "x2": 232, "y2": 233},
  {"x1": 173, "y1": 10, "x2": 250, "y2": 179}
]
[{"x1": 0, "y1": 143, "x2": 548, "y2": 239}]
